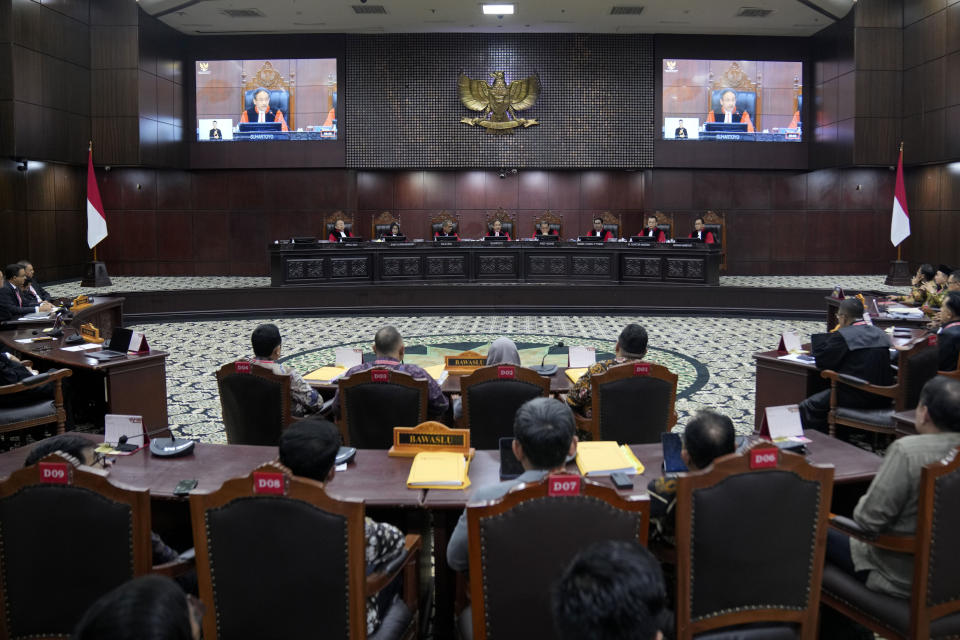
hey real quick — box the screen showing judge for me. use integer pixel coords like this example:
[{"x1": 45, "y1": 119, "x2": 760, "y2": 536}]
[
  {"x1": 707, "y1": 89, "x2": 754, "y2": 132},
  {"x1": 240, "y1": 88, "x2": 289, "y2": 131}
]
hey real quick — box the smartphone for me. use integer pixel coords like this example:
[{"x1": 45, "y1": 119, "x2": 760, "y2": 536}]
[
  {"x1": 499, "y1": 438, "x2": 525, "y2": 480},
  {"x1": 173, "y1": 478, "x2": 198, "y2": 496},
  {"x1": 610, "y1": 472, "x2": 633, "y2": 489},
  {"x1": 661, "y1": 432, "x2": 688, "y2": 474}
]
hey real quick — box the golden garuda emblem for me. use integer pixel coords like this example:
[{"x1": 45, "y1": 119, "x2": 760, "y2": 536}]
[{"x1": 458, "y1": 71, "x2": 541, "y2": 133}]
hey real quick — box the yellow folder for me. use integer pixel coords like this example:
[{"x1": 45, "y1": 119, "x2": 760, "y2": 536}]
[
  {"x1": 304, "y1": 366, "x2": 346, "y2": 382},
  {"x1": 576, "y1": 441, "x2": 643, "y2": 477},
  {"x1": 565, "y1": 367, "x2": 588, "y2": 383},
  {"x1": 406, "y1": 451, "x2": 471, "y2": 490}
]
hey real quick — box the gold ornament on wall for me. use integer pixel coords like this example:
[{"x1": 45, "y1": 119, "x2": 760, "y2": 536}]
[{"x1": 458, "y1": 71, "x2": 540, "y2": 134}]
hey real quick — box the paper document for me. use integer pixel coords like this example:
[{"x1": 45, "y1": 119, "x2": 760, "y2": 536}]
[
  {"x1": 575, "y1": 441, "x2": 638, "y2": 477},
  {"x1": 777, "y1": 353, "x2": 815, "y2": 364},
  {"x1": 568, "y1": 346, "x2": 597, "y2": 368},
  {"x1": 304, "y1": 366, "x2": 346, "y2": 382},
  {"x1": 104, "y1": 414, "x2": 145, "y2": 447},
  {"x1": 406, "y1": 452, "x2": 471, "y2": 489},
  {"x1": 62, "y1": 343, "x2": 101, "y2": 352},
  {"x1": 334, "y1": 347, "x2": 362, "y2": 369},
  {"x1": 565, "y1": 367, "x2": 588, "y2": 383},
  {"x1": 422, "y1": 364, "x2": 447, "y2": 382}
]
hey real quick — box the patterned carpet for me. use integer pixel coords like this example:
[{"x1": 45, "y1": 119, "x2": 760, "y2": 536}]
[{"x1": 39, "y1": 276, "x2": 909, "y2": 445}]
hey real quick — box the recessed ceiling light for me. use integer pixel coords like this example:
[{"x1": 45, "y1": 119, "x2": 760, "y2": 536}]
[{"x1": 482, "y1": 4, "x2": 515, "y2": 15}]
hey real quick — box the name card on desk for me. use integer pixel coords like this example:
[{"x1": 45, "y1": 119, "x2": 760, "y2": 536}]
[
  {"x1": 444, "y1": 350, "x2": 486, "y2": 374},
  {"x1": 39, "y1": 462, "x2": 70, "y2": 484},
  {"x1": 777, "y1": 332, "x2": 802, "y2": 353},
  {"x1": 389, "y1": 422, "x2": 473, "y2": 458}
]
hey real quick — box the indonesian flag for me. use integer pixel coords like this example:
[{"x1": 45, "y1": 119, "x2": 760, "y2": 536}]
[
  {"x1": 890, "y1": 146, "x2": 910, "y2": 247},
  {"x1": 86, "y1": 147, "x2": 108, "y2": 249}
]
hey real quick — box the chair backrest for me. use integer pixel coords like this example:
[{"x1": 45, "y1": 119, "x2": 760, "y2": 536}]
[
  {"x1": 486, "y1": 207, "x2": 515, "y2": 237},
  {"x1": 533, "y1": 211, "x2": 563, "y2": 237},
  {"x1": 709, "y1": 61, "x2": 761, "y2": 128},
  {"x1": 589, "y1": 361, "x2": 678, "y2": 443},
  {"x1": 241, "y1": 61, "x2": 295, "y2": 128},
  {"x1": 431, "y1": 211, "x2": 460, "y2": 236},
  {"x1": 460, "y1": 365, "x2": 550, "y2": 449},
  {"x1": 674, "y1": 444, "x2": 833, "y2": 639},
  {"x1": 216, "y1": 361, "x2": 293, "y2": 446},
  {"x1": 911, "y1": 447, "x2": 960, "y2": 638},
  {"x1": 654, "y1": 211, "x2": 674, "y2": 239},
  {"x1": 190, "y1": 462, "x2": 366, "y2": 640},
  {"x1": 324, "y1": 211, "x2": 354, "y2": 237},
  {"x1": 895, "y1": 335, "x2": 940, "y2": 411},
  {"x1": 338, "y1": 368, "x2": 429, "y2": 447},
  {"x1": 0, "y1": 454, "x2": 152, "y2": 640},
  {"x1": 467, "y1": 475, "x2": 649, "y2": 640},
  {"x1": 371, "y1": 210, "x2": 399, "y2": 237}
]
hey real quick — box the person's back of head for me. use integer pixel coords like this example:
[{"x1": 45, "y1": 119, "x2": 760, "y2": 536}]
[
  {"x1": 278, "y1": 418, "x2": 340, "y2": 482},
  {"x1": 919, "y1": 263, "x2": 936, "y2": 281},
  {"x1": 918, "y1": 377, "x2": 960, "y2": 433},
  {"x1": 373, "y1": 325, "x2": 403, "y2": 357},
  {"x1": 513, "y1": 398, "x2": 575, "y2": 469},
  {"x1": 618, "y1": 323, "x2": 648, "y2": 358},
  {"x1": 683, "y1": 410, "x2": 736, "y2": 470},
  {"x1": 552, "y1": 540, "x2": 667, "y2": 640},
  {"x1": 71, "y1": 575, "x2": 197, "y2": 640},
  {"x1": 3, "y1": 263, "x2": 22, "y2": 281},
  {"x1": 251, "y1": 323, "x2": 281, "y2": 358},
  {"x1": 943, "y1": 291, "x2": 960, "y2": 318},
  {"x1": 486, "y1": 337, "x2": 521, "y2": 366},
  {"x1": 24, "y1": 434, "x2": 95, "y2": 467},
  {"x1": 838, "y1": 298, "x2": 864, "y2": 320}
]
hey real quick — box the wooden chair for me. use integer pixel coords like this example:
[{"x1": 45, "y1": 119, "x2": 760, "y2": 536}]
[
  {"x1": 190, "y1": 462, "x2": 421, "y2": 640},
  {"x1": 822, "y1": 335, "x2": 940, "y2": 439},
  {"x1": 0, "y1": 452, "x2": 153, "y2": 639},
  {"x1": 337, "y1": 368, "x2": 428, "y2": 448},
  {"x1": 458, "y1": 365, "x2": 550, "y2": 449},
  {"x1": 532, "y1": 210, "x2": 563, "y2": 238},
  {"x1": 821, "y1": 447, "x2": 960, "y2": 639},
  {"x1": 702, "y1": 210, "x2": 728, "y2": 271},
  {"x1": 576, "y1": 361, "x2": 678, "y2": 443},
  {"x1": 241, "y1": 60, "x2": 296, "y2": 129},
  {"x1": 0, "y1": 367, "x2": 72, "y2": 437},
  {"x1": 674, "y1": 443, "x2": 834, "y2": 639},
  {"x1": 372, "y1": 210, "x2": 400, "y2": 238},
  {"x1": 215, "y1": 361, "x2": 294, "y2": 446},
  {"x1": 598, "y1": 211, "x2": 621, "y2": 238},
  {"x1": 708, "y1": 61, "x2": 761, "y2": 131},
  {"x1": 653, "y1": 210, "x2": 675, "y2": 240},
  {"x1": 485, "y1": 207, "x2": 515, "y2": 238},
  {"x1": 324, "y1": 210, "x2": 355, "y2": 239},
  {"x1": 466, "y1": 474, "x2": 649, "y2": 640},
  {"x1": 430, "y1": 210, "x2": 460, "y2": 237}
]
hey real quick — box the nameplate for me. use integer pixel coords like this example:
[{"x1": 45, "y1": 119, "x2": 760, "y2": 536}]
[
  {"x1": 370, "y1": 370, "x2": 390, "y2": 383},
  {"x1": 927, "y1": 335, "x2": 938, "y2": 346},
  {"x1": 497, "y1": 365, "x2": 516, "y2": 379},
  {"x1": 389, "y1": 422, "x2": 473, "y2": 458},
  {"x1": 749, "y1": 448, "x2": 779, "y2": 470},
  {"x1": 79, "y1": 323, "x2": 104, "y2": 344},
  {"x1": 633, "y1": 363, "x2": 651, "y2": 376},
  {"x1": 252, "y1": 471, "x2": 286, "y2": 495},
  {"x1": 39, "y1": 462, "x2": 70, "y2": 484},
  {"x1": 444, "y1": 351, "x2": 486, "y2": 374},
  {"x1": 234, "y1": 361, "x2": 251, "y2": 374},
  {"x1": 548, "y1": 474, "x2": 581, "y2": 497}
]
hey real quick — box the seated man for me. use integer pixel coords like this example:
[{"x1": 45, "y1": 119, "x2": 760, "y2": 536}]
[
  {"x1": 896, "y1": 263, "x2": 938, "y2": 305},
  {"x1": 567, "y1": 323, "x2": 648, "y2": 419},
  {"x1": 328, "y1": 218, "x2": 354, "y2": 242},
  {"x1": 239, "y1": 88, "x2": 289, "y2": 131},
  {"x1": 647, "y1": 410, "x2": 736, "y2": 546},
  {"x1": 24, "y1": 434, "x2": 184, "y2": 567},
  {"x1": 937, "y1": 291, "x2": 960, "y2": 371},
  {"x1": 674, "y1": 119, "x2": 688, "y2": 139},
  {"x1": 17, "y1": 260, "x2": 52, "y2": 304},
  {"x1": 434, "y1": 219, "x2": 459, "y2": 240},
  {"x1": 0, "y1": 350, "x2": 54, "y2": 408},
  {"x1": 72, "y1": 575, "x2": 202, "y2": 640},
  {"x1": 688, "y1": 217, "x2": 715, "y2": 243},
  {"x1": 485, "y1": 219, "x2": 511, "y2": 240},
  {"x1": 637, "y1": 216, "x2": 666, "y2": 242},
  {"x1": 586, "y1": 217, "x2": 612, "y2": 241},
  {"x1": 209, "y1": 120, "x2": 222, "y2": 140},
  {"x1": 798, "y1": 298, "x2": 893, "y2": 433},
  {"x1": 246, "y1": 323, "x2": 320, "y2": 417},
  {"x1": 552, "y1": 540, "x2": 670, "y2": 640},
  {"x1": 1, "y1": 264, "x2": 54, "y2": 318},
  {"x1": 278, "y1": 418, "x2": 406, "y2": 635},
  {"x1": 825, "y1": 376, "x2": 960, "y2": 597},
  {"x1": 706, "y1": 88, "x2": 755, "y2": 132},
  {"x1": 533, "y1": 220, "x2": 559, "y2": 238},
  {"x1": 331, "y1": 325, "x2": 448, "y2": 420},
  {"x1": 923, "y1": 269, "x2": 960, "y2": 323}
]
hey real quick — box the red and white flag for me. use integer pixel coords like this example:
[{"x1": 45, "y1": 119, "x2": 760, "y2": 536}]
[
  {"x1": 86, "y1": 146, "x2": 108, "y2": 249},
  {"x1": 890, "y1": 146, "x2": 910, "y2": 247}
]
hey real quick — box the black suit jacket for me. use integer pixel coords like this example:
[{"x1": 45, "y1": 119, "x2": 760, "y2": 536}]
[
  {"x1": 0, "y1": 283, "x2": 35, "y2": 317},
  {"x1": 939, "y1": 323, "x2": 960, "y2": 371},
  {"x1": 209, "y1": 128, "x2": 222, "y2": 139},
  {"x1": 812, "y1": 323, "x2": 894, "y2": 407},
  {"x1": 675, "y1": 127, "x2": 688, "y2": 138},
  {"x1": 245, "y1": 107, "x2": 280, "y2": 123}
]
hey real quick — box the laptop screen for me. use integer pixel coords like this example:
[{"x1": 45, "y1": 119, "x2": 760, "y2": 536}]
[{"x1": 107, "y1": 328, "x2": 133, "y2": 352}]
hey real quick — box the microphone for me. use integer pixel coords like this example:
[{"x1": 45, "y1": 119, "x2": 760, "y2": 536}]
[
  {"x1": 117, "y1": 426, "x2": 196, "y2": 457},
  {"x1": 531, "y1": 341, "x2": 564, "y2": 377},
  {"x1": 116, "y1": 425, "x2": 173, "y2": 451}
]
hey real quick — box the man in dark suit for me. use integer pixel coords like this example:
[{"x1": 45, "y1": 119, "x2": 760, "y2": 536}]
[
  {"x1": 1, "y1": 264, "x2": 54, "y2": 318},
  {"x1": 799, "y1": 298, "x2": 894, "y2": 432},
  {"x1": 937, "y1": 291, "x2": 960, "y2": 371},
  {"x1": 18, "y1": 260, "x2": 51, "y2": 305},
  {"x1": 674, "y1": 119, "x2": 688, "y2": 139},
  {"x1": 208, "y1": 121, "x2": 222, "y2": 140}
]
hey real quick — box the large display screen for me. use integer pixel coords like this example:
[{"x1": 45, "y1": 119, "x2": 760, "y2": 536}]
[
  {"x1": 195, "y1": 58, "x2": 337, "y2": 142},
  {"x1": 662, "y1": 59, "x2": 802, "y2": 142}
]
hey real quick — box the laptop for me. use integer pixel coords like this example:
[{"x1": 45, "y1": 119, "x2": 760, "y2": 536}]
[{"x1": 88, "y1": 328, "x2": 134, "y2": 361}]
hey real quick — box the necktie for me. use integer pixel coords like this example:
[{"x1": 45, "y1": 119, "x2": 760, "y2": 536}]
[{"x1": 258, "y1": 111, "x2": 265, "y2": 123}]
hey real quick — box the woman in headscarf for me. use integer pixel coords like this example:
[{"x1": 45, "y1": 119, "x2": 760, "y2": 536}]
[{"x1": 453, "y1": 338, "x2": 521, "y2": 420}]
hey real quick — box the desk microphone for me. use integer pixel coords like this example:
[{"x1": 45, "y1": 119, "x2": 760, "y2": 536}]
[
  {"x1": 531, "y1": 341, "x2": 563, "y2": 377},
  {"x1": 117, "y1": 426, "x2": 196, "y2": 457}
]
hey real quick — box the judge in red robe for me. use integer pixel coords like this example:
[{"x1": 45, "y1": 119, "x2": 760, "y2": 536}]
[
  {"x1": 328, "y1": 219, "x2": 354, "y2": 242},
  {"x1": 532, "y1": 221, "x2": 559, "y2": 238},
  {"x1": 706, "y1": 89, "x2": 755, "y2": 133},
  {"x1": 636, "y1": 216, "x2": 666, "y2": 242},
  {"x1": 435, "y1": 220, "x2": 459, "y2": 240},
  {"x1": 239, "y1": 88, "x2": 289, "y2": 132},
  {"x1": 485, "y1": 220, "x2": 511, "y2": 240},
  {"x1": 586, "y1": 217, "x2": 613, "y2": 241},
  {"x1": 688, "y1": 218, "x2": 716, "y2": 243}
]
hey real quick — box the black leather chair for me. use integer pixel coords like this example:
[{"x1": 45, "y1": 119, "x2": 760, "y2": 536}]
[
  {"x1": 577, "y1": 361, "x2": 678, "y2": 443},
  {"x1": 337, "y1": 369, "x2": 428, "y2": 448},
  {"x1": 821, "y1": 447, "x2": 960, "y2": 639},
  {"x1": 190, "y1": 462, "x2": 421, "y2": 640},
  {"x1": 325, "y1": 219, "x2": 355, "y2": 238},
  {"x1": 243, "y1": 87, "x2": 289, "y2": 120},
  {"x1": 372, "y1": 211, "x2": 400, "y2": 238},
  {"x1": 0, "y1": 367, "x2": 72, "y2": 438},
  {"x1": 431, "y1": 213, "x2": 460, "y2": 237},
  {"x1": 465, "y1": 475, "x2": 649, "y2": 640},
  {"x1": 674, "y1": 444, "x2": 834, "y2": 639},
  {"x1": 216, "y1": 361, "x2": 294, "y2": 445},
  {"x1": 709, "y1": 88, "x2": 757, "y2": 127},
  {"x1": 0, "y1": 452, "x2": 153, "y2": 639},
  {"x1": 458, "y1": 365, "x2": 550, "y2": 449}
]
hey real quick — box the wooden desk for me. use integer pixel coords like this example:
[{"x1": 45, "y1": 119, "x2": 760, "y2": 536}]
[
  {"x1": 1, "y1": 296, "x2": 122, "y2": 333},
  {"x1": 826, "y1": 295, "x2": 929, "y2": 332},
  {"x1": 0, "y1": 327, "x2": 169, "y2": 435},
  {"x1": 311, "y1": 367, "x2": 573, "y2": 396}
]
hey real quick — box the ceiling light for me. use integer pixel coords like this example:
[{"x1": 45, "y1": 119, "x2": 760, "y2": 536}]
[{"x1": 482, "y1": 4, "x2": 515, "y2": 15}]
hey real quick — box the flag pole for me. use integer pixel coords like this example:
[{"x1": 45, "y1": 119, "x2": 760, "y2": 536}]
[
  {"x1": 82, "y1": 139, "x2": 112, "y2": 287},
  {"x1": 886, "y1": 141, "x2": 911, "y2": 285}
]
